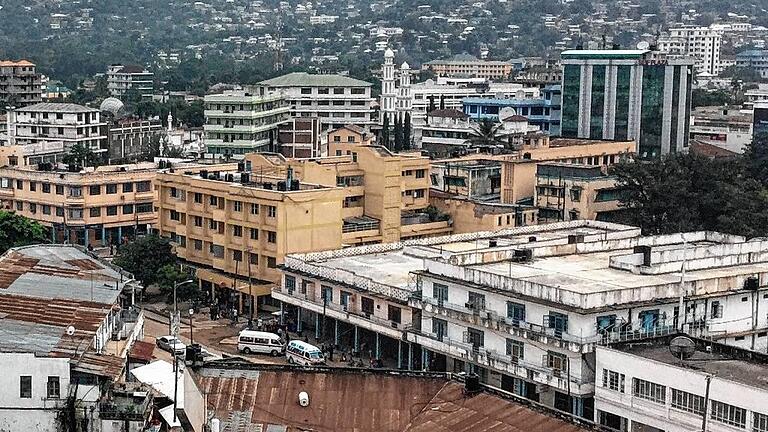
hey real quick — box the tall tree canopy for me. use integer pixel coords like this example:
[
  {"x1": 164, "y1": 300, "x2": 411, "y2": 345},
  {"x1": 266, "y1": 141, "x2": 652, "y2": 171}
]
[
  {"x1": 0, "y1": 211, "x2": 48, "y2": 254},
  {"x1": 611, "y1": 133, "x2": 768, "y2": 237},
  {"x1": 113, "y1": 234, "x2": 177, "y2": 286}
]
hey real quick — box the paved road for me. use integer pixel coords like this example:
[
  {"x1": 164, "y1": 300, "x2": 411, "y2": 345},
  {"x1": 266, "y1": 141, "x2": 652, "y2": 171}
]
[{"x1": 141, "y1": 307, "x2": 288, "y2": 365}]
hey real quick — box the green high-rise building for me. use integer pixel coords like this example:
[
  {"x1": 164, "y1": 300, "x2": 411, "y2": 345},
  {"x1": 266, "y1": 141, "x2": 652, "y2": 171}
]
[{"x1": 560, "y1": 49, "x2": 694, "y2": 158}]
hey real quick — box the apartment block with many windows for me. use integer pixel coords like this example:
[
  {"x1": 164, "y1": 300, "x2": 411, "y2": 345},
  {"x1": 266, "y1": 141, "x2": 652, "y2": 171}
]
[
  {"x1": 247, "y1": 125, "x2": 452, "y2": 245},
  {"x1": 155, "y1": 164, "x2": 345, "y2": 313},
  {"x1": 595, "y1": 338, "x2": 768, "y2": 432},
  {"x1": 106, "y1": 64, "x2": 155, "y2": 99},
  {"x1": 0, "y1": 162, "x2": 170, "y2": 246},
  {"x1": 261, "y1": 73, "x2": 375, "y2": 130},
  {"x1": 276, "y1": 220, "x2": 768, "y2": 420},
  {"x1": 0, "y1": 60, "x2": 42, "y2": 107},
  {"x1": 7, "y1": 102, "x2": 107, "y2": 159},
  {"x1": 657, "y1": 26, "x2": 722, "y2": 75},
  {"x1": 204, "y1": 88, "x2": 290, "y2": 157}
]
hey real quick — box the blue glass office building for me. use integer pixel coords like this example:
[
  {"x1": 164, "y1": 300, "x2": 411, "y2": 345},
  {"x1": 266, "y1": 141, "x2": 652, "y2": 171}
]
[
  {"x1": 559, "y1": 50, "x2": 694, "y2": 158},
  {"x1": 462, "y1": 85, "x2": 561, "y2": 135}
]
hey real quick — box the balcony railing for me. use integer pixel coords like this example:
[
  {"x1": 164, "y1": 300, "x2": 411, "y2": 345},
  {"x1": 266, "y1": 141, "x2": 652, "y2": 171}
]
[{"x1": 416, "y1": 295, "x2": 601, "y2": 349}]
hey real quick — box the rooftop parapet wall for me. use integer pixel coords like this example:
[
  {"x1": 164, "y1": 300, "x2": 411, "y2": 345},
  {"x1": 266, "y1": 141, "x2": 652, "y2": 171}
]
[
  {"x1": 423, "y1": 257, "x2": 768, "y2": 310},
  {"x1": 283, "y1": 255, "x2": 414, "y2": 301},
  {"x1": 289, "y1": 220, "x2": 635, "y2": 264},
  {"x1": 610, "y1": 236, "x2": 768, "y2": 275}
]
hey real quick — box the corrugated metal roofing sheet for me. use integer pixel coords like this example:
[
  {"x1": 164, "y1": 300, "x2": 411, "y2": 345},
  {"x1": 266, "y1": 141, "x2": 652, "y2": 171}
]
[
  {"x1": 193, "y1": 367, "x2": 594, "y2": 432},
  {"x1": 405, "y1": 382, "x2": 589, "y2": 432}
]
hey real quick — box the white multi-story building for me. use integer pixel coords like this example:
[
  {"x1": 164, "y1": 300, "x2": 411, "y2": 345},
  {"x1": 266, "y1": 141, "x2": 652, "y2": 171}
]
[
  {"x1": 203, "y1": 88, "x2": 290, "y2": 157},
  {"x1": 595, "y1": 338, "x2": 768, "y2": 432},
  {"x1": 8, "y1": 102, "x2": 107, "y2": 158},
  {"x1": 106, "y1": 64, "x2": 154, "y2": 99},
  {"x1": 275, "y1": 220, "x2": 768, "y2": 420},
  {"x1": 309, "y1": 14, "x2": 339, "y2": 25},
  {"x1": 658, "y1": 26, "x2": 722, "y2": 75},
  {"x1": 261, "y1": 72, "x2": 374, "y2": 131},
  {"x1": 689, "y1": 106, "x2": 754, "y2": 154}
]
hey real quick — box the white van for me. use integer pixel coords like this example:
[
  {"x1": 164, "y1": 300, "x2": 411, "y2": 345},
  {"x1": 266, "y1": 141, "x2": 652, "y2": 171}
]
[
  {"x1": 237, "y1": 330, "x2": 285, "y2": 356},
  {"x1": 285, "y1": 340, "x2": 324, "y2": 366}
]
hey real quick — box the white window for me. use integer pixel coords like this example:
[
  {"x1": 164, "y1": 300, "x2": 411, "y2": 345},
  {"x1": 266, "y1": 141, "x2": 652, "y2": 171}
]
[
  {"x1": 671, "y1": 389, "x2": 705, "y2": 415},
  {"x1": 754, "y1": 413, "x2": 768, "y2": 432},
  {"x1": 632, "y1": 378, "x2": 665, "y2": 404},
  {"x1": 710, "y1": 401, "x2": 747, "y2": 428},
  {"x1": 602, "y1": 369, "x2": 625, "y2": 393}
]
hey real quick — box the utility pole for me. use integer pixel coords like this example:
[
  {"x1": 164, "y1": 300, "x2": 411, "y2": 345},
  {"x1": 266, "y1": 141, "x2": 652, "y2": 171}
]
[{"x1": 701, "y1": 374, "x2": 713, "y2": 432}]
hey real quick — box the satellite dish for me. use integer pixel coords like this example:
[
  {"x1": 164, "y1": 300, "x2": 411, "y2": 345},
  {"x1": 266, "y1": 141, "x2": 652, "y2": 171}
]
[
  {"x1": 637, "y1": 41, "x2": 651, "y2": 50},
  {"x1": 669, "y1": 336, "x2": 696, "y2": 360},
  {"x1": 66, "y1": 325, "x2": 76, "y2": 336}
]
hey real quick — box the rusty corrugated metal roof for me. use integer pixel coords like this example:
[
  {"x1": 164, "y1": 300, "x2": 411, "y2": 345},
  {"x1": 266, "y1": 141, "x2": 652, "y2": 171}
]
[
  {"x1": 193, "y1": 367, "x2": 594, "y2": 432},
  {"x1": 72, "y1": 352, "x2": 125, "y2": 379},
  {"x1": 0, "y1": 293, "x2": 112, "y2": 357},
  {"x1": 196, "y1": 368, "x2": 446, "y2": 432},
  {"x1": 405, "y1": 382, "x2": 590, "y2": 432},
  {"x1": 129, "y1": 340, "x2": 156, "y2": 362}
]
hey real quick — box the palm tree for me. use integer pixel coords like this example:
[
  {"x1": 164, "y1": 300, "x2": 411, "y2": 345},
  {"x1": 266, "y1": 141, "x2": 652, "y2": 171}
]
[{"x1": 467, "y1": 120, "x2": 504, "y2": 151}]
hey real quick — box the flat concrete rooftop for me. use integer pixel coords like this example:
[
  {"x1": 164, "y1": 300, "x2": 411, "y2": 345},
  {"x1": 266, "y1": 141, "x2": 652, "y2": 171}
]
[
  {"x1": 616, "y1": 343, "x2": 768, "y2": 391},
  {"x1": 286, "y1": 221, "x2": 768, "y2": 309}
]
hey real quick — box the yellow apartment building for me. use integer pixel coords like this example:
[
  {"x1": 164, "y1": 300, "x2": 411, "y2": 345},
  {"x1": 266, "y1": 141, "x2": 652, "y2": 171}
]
[
  {"x1": 427, "y1": 138, "x2": 635, "y2": 231},
  {"x1": 0, "y1": 162, "x2": 167, "y2": 246},
  {"x1": 500, "y1": 137, "x2": 635, "y2": 204},
  {"x1": 246, "y1": 125, "x2": 452, "y2": 245},
  {"x1": 155, "y1": 166, "x2": 345, "y2": 310},
  {"x1": 535, "y1": 163, "x2": 625, "y2": 223}
]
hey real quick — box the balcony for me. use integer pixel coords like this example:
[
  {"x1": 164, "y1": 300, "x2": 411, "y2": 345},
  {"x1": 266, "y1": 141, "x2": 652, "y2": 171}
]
[
  {"x1": 272, "y1": 289, "x2": 405, "y2": 339},
  {"x1": 411, "y1": 295, "x2": 599, "y2": 353},
  {"x1": 406, "y1": 327, "x2": 594, "y2": 395}
]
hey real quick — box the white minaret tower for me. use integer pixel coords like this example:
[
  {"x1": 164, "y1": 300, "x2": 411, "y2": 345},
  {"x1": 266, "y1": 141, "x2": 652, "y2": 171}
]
[
  {"x1": 167, "y1": 112, "x2": 173, "y2": 133},
  {"x1": 380, "y1": 48, "x2": 397, "y2": 124},
  {"x1": 396, "y1": 62, "x2": 412, "y2": 115}
]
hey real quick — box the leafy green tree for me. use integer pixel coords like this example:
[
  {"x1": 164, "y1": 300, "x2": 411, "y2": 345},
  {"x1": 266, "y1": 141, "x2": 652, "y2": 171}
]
[
  {"x1": 468, "y1": 120, "x2": 504, "y2": 150},
  {"x1": 113, "y1": 234, "x2": 176, "y2": 287},
  {"x1": 0, "y1": 211, "x2": 48, "y2": 254},
  {"x1": 381, "y1": 115, "x2": 390, "y2": 149},
  {"x1": 610, "y1": 153, "x2": 768, "y2": 237},
  {"x1": 63, "y1": 143, "x2": 101, "y2": 168},
  {"x1": 394, "y1": 114, "x2": 403, "y2": 152},
  {"x1": 743, "y1": 132, "x2": 768, "y2": 185},
  {"x1": 691, "y1": 89, "x2": 733, "y2": 108},
  {"x1": 403, "y1": 112, "x2": 412, "y2": 151},
  {"x1": 156, "y1": 264, "x2": 199, "y2": 303}
]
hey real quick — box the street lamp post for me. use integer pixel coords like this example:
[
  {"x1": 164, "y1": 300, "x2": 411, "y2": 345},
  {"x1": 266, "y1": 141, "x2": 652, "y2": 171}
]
[
  {"x1": 172, "y1": 278, "x2": 194, "y2": 424},
  {"x1": 189, "y1": 308, "x2": 195, "y2": 346}
]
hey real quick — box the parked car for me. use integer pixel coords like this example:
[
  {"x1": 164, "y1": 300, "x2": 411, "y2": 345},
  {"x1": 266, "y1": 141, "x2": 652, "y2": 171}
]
[
  {"x1": 286, "y1": 340, "x2": 324, "y2": 365},
  {"x1": 156, "y1": 335, "x2": 186, "y2": 356},
  {"x1": 237, "y1": 330, "x2": 285, "y2": 356}
]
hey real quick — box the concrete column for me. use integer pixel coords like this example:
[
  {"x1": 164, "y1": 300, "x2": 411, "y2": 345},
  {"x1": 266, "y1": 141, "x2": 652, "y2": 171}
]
[
  {"x1": 422, "y1": 348, "x2": 429, "y2": 371},
  {"x1": 398, "y1": 340, "x2": 402, "y2": 369},
  {"x1": 334, "y1": 320, "x2": 339, "y2": 346},
  {"x1": 375, "y1": 333, "x2": 380, "y2": 359},
  {"x1": 279, "y1": 302, "x2": 285, "y2": 326},
  {"x1": 101, "y1": 226, "x2": 107, "y2": 246},
  {"x1": 354, "y1": 326, "x2": 359, "y2": 352},
  {"x1": 297, "y1": 308, "x2": 303, "y2": 333},
  {"x1": 117, "y1": 226, "x2": 123, "y2": 244},
  {"x1": 83, "y1": 228, "x2": 89, "y2": 249},
  {"x1": 407, "y1": 343, "x2": 413, "y2": 370},
  {"x1": 51, "y1": 227, "x2": 56, "y2": 243},
  {"x1": 315, "y1": 314, "x2": 320, "y2": 340}
]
